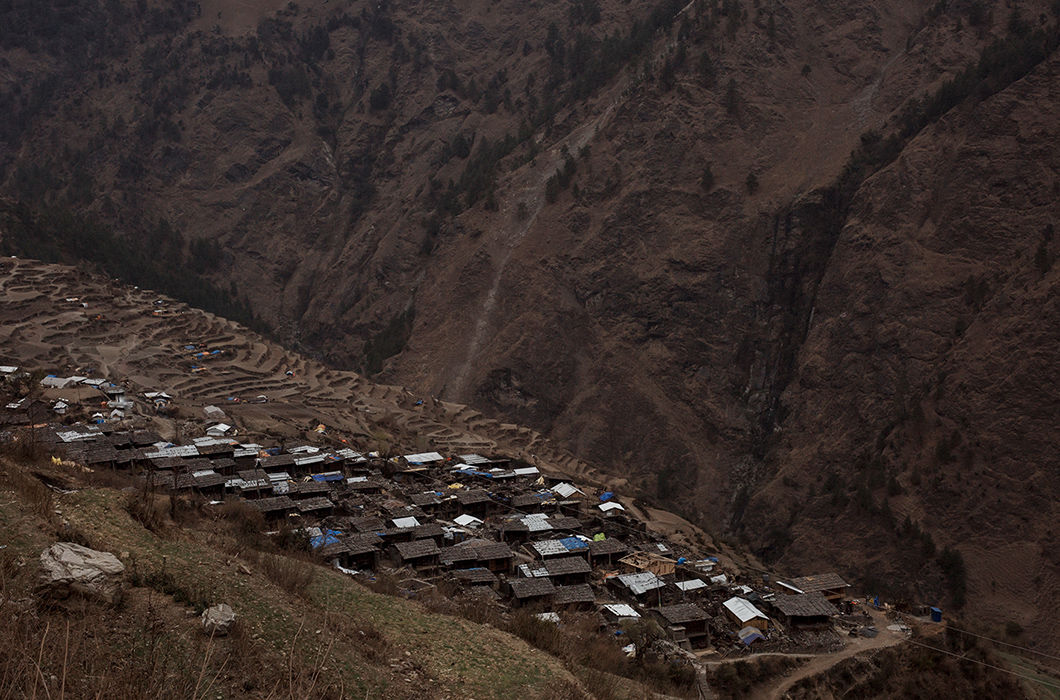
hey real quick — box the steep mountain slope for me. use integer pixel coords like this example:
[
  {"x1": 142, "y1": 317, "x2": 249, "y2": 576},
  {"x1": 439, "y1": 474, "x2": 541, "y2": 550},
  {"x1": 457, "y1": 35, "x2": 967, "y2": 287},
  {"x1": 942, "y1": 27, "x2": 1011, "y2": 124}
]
[
  {"x1": 748, "y1": 49, "x2": 1060, "y2": 647},
  {"x1": 1, "y1": 0, "x2": 1059, "y2": 647}
]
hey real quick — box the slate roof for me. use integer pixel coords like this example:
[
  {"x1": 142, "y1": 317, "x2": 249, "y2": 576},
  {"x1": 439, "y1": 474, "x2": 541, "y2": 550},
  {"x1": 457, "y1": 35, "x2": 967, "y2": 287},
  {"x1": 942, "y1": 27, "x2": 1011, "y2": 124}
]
[
  {"x1": 547, "y1": 516, "x2": 583, "y2": 531},
  {"x1": 291, "y1": 480, "x2": 331, "y2": 496},
  {"x1": 589, "y1": 538, "x2": 628, "y2": 556},
  {"x1": 457, "y1": 489, "x2": 491, "y2": 505},
  {"x1": 655, "y1": 603, "x2": 708, "y2": 625},
  {"x1": 350, "y1": 517, "x2": 386, "y2": 532},
  {"x1": 345, "y1": 537, "x2": 381, "y2": 556},
  {"x1": 440, "y1": 541, "x2": 513, "y2": 565},
  {"x1": 511, "y1": 492, "x2": 552, "y2": 508},
  {"x1": 771, "y1": 592, "x2": 839, "y2": 618},
  {"x1": 509, "y1": 577, "x2": 556, "y2": 599},
  {"x1": 318, "y1": 541, "x2": 350, "y2": 559},
  {"x1": 250, "y1": 496, "x2": 296, "y2": 512},
  {"x1": 787, "y1": 573, "x2": 850, "y2": 593},
  {"x1": 296, "y1": 496, "x2": 333, "y2": 512},
  {"x1": 452, "y1": 568, "x2": 498, "y2": 585},
  {"x1": 412, "y1": 523, "x2": 444, "y2": 539},
  {"x1": 544, "y1": 556, "x2": 592, "y2": 577},
  {"x1": 394, "y1": 540, "x2": 440, "y2": 560},
  {"x1": 552, "y1": 584, "x2": 595, "y2": 605},
  {"x1": 149, "y1": 456, "x2": 185, "y2": 470},
  {"x1": 193, "y1": 472, "x2": 227, "y2": 489},
  {"x1": 345, "y1": 477, "x2": 385, "y2": 491},
  {"x1": 260, "y1": 453, "x2": 295, "y2": 469},
  {"x1": 411, "y1": 492, "x2": 441, "y2": 507}
]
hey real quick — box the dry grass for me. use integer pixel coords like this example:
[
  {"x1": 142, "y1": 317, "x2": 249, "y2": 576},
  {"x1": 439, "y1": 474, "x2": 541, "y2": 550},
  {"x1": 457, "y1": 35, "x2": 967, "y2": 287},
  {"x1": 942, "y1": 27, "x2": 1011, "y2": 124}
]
[
  {"x1": 124, "y1": 490, "x2": 168, "y2": 533},
  {"x1": 251, "y1": 550, "x2": 316, "y2": 599},
  {"x1": 0, "y1": 456, "x2": 586, "y2": 698},
  {"x1": 0, "y1": 457, "x2": 54, "y2": 520}
]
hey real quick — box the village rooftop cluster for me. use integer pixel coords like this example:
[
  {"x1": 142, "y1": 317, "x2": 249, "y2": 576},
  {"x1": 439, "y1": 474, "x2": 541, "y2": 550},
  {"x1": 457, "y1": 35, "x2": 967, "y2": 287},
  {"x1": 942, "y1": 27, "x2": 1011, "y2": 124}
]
[{"x1": 1, "y1": 364, "x2": 877, "y2": 655}]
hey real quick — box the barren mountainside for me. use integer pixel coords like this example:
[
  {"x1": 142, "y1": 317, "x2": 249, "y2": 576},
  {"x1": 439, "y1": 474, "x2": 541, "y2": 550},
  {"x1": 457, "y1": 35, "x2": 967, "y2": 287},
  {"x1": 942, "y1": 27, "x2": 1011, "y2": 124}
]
[{"x1": 1, "y1": 0, "x2": 1058, "y2": 650}]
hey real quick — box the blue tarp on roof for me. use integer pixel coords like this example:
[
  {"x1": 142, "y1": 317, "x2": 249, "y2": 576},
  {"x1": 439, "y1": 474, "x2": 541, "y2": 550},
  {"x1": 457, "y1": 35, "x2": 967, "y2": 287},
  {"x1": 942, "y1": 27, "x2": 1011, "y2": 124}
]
[
  {"x1": 311, "y1": 472, "x2": 344, "y2": 482},
  {"x1": 311, "y1": 529, "x2": 342, "y2": 549},
  {"x1": 599, "y1": 491, "x2": 614, "y2": 502},
  {"x1": 560, "y1": 537, "x2": 589, "y2": 551},
  {"x1": 454, "y1": 469, "x2": 494, "y2": 478}
]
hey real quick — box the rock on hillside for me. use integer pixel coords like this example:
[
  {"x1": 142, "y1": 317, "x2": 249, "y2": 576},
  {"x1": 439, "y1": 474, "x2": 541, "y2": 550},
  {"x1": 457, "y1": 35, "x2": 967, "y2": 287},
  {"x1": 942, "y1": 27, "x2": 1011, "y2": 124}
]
[{"x1": 37, "y1": 542, "x2": 126, "y2": 604}]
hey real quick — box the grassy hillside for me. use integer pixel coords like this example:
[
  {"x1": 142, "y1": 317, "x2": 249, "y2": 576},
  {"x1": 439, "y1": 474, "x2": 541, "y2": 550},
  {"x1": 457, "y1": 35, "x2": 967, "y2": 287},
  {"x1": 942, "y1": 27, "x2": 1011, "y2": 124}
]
[{"x1": 0, "y1": 453, "x2": 590, "y2": 699}]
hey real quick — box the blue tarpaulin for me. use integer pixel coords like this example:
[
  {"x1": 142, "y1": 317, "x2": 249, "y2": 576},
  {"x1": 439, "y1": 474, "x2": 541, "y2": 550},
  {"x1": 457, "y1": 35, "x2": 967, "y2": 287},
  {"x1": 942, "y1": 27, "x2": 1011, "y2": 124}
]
[
  {"x1": 311, "y1": 529, "x2": 342, "y2": 549},
  {"x1": 560, "y1": 537, "x2": 589, "y2": 551},
  {"x1": 311, "y1": 473, "x2": 345, "y2": 482},
  {"x1": 454, "y1": 469, "x2": 493, "y2": 478},
  {"x1": 599, "y1": 491, "x2": 614, "y2": 502}
]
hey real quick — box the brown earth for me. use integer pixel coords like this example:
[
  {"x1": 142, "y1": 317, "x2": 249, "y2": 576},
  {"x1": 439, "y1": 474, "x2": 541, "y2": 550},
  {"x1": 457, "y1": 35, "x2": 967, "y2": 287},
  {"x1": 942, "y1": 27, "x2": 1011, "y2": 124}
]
[{"x1": 1, "y1": 0, "x2": 1059, "y2": 653}]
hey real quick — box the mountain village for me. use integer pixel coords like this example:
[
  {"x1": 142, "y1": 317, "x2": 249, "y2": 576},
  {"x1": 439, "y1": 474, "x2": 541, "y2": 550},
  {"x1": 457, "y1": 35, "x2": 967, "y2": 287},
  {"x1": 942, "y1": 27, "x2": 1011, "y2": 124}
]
[{"x1": 1, "y1": 363, "x2": 924, "y2": 667}]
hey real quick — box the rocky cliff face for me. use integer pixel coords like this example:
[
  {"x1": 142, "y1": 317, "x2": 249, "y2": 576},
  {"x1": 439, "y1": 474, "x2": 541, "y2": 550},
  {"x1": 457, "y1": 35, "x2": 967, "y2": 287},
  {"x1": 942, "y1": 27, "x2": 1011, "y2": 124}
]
[{"x1": 2, "y1": 0, "x2": 1058, "y2": 640}]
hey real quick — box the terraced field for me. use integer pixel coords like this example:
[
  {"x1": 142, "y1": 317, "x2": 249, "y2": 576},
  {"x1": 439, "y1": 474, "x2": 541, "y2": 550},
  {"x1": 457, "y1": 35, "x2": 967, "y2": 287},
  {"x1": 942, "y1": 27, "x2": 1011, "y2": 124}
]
[{"x1": 0, "y1": 257, "x2": 617, "y2": 487}]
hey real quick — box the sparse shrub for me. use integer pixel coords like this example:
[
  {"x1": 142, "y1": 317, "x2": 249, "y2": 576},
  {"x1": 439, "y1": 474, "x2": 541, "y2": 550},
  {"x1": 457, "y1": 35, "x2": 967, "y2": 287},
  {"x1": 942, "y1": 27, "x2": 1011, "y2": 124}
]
[
  {"x1": 937, "y1": 546, "x2": 967, "y2": 607},
  {"x1": 700, "y1": 163, "x2": 715, "y2": 191},
  {"x1": 259, "y1": 552, "x2": 316, "y2": 598},
  {"x1": 220, "y1": 498, "x2": 266, "y2": 539},
  {"x1": 369, "y1": 82, "x2": 391, "y2": 111},
  {"x1": 745, "y1": 171, "x2": 759, "y2": 194},
  {"x1": 125, "y1": 491, "x2": 167, "y2": 533}
]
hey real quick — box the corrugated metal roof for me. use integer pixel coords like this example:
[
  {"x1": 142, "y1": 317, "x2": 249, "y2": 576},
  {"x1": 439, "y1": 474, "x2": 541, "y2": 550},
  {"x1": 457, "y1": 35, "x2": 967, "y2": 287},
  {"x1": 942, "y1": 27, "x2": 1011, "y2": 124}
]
[
  {"x1": 518, "y1": 563, "x2": 550, "y2": 578},
  {"x1": 524, "y1": 518, "x2": 553, "y2": 532},
  {"x1": 404, "y1": 451, "x2": 444, "y2": 463},
  {"x1": 675, "y1": 579, "x2": 708, "y2": 592},
  {"x1": 602, "y1": 603, "x2": 640, "y2": 618},
  {"x1": 454, "y1": 514, "x2": 483, "y2": 527},
  {"x1": 551, "y1": 482, "x2": 582, "y2": 498},
  {"x1": 532, "y1": 540, "x2": 569, "y2": 557},
  {"x1": 723, "y1": 597, "x2": 768, "y2": 623},
  {"x1": 617, "y1": 572, "x2": 665, "y2": 596}
]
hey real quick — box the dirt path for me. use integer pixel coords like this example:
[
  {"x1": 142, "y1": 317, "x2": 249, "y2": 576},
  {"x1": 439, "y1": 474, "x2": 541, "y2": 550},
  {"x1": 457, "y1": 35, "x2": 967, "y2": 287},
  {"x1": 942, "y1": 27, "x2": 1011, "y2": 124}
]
[{"x1": 750, "y1": 609, "x2": 907, "y2": 699}]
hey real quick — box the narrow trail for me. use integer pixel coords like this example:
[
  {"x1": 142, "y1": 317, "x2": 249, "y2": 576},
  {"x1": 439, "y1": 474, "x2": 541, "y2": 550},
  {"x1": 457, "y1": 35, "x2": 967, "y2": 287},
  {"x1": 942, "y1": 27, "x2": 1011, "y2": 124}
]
[{"x1": 747, "y1": 608, "x2": 907, "y2": 699}]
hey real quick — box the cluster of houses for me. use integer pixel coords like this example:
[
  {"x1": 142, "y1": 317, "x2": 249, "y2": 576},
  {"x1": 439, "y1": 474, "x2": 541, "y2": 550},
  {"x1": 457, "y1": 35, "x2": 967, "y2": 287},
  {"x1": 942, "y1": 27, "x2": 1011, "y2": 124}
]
[
  {"x1": 0, "y1": 368, "x2": 146, "y2": 424},
  {"x1": 11, "y1": 413, "x2": 857, "y2": 654}
]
